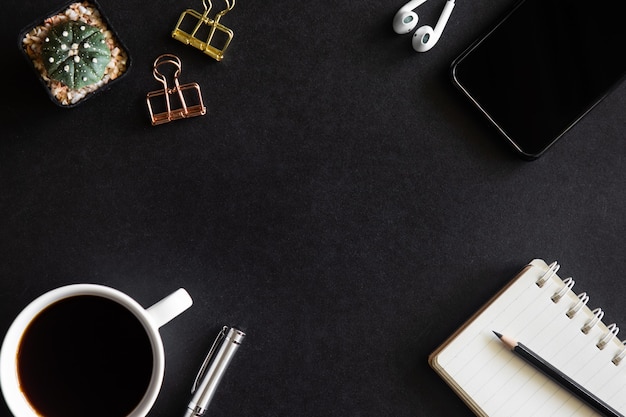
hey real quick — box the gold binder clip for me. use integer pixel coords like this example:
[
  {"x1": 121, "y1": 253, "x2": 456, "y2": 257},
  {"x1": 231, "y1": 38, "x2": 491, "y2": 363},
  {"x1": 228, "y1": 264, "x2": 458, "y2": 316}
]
[
  {"x1": 172, "y1": 0, "x2": 235, "y2": 61},
  {"x1": 146, "y1": 54, "x2": 206, "y2": 126}
]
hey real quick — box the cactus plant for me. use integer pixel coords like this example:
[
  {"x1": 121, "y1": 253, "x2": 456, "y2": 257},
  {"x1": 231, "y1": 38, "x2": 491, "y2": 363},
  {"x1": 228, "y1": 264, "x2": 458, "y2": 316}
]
[{"x1": 41, "y1": 21, "x2": 110, "y2": 89}]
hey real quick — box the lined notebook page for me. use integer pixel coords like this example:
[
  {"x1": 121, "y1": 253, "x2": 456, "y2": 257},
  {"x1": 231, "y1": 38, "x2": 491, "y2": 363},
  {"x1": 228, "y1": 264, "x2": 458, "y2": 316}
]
[{"x1": 430, "y1": 259, "x2": 626, "y2": 417}]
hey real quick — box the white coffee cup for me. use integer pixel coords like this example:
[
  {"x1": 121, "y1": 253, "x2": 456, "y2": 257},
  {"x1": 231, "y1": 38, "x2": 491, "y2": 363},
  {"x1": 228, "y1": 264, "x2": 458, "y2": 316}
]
[{"x1": 0, "y1": 284, "x2": 193, "y2": 417}]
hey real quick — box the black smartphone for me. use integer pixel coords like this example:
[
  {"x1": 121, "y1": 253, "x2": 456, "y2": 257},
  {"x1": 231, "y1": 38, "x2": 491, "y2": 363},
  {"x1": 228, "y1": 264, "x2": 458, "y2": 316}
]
[{"x1": 451, "y1": 0, "x2": 626, "y2": 158}]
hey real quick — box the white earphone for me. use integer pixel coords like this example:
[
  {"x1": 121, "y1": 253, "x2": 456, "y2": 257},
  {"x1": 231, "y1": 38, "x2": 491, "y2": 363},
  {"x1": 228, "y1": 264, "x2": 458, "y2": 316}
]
[{"x1": 392, "y1": 0, "x2": 455, "y2": 52}]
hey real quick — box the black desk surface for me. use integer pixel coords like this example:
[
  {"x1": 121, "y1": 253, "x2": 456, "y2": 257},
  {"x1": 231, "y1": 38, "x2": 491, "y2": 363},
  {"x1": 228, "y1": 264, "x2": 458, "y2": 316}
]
[{"x1": 2, "y1": 0, "x2": 625, "y2": 416}]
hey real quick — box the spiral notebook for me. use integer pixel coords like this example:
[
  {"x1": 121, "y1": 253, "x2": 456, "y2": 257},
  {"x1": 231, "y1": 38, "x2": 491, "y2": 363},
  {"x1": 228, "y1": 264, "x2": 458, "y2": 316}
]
[{"x1": 429, "y1": 259, "x2": 626, "y2": 417}]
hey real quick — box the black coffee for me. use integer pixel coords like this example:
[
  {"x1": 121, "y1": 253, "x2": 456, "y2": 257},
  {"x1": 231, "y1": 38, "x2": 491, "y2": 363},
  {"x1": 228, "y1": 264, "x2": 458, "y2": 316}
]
[{"x1": 17, "y1": 295, "x2": 154, "y2": 417}]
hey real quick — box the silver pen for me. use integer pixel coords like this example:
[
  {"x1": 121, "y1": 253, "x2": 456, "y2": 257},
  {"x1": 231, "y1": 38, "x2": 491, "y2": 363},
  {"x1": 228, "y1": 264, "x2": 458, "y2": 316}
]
[{"x1": 183, "y1": 326, "x2": 245, "y2": 417}]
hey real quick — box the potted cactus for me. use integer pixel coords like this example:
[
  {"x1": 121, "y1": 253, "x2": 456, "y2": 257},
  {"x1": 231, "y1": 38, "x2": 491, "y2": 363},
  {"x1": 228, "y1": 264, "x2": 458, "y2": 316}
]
[{"x1": 20, "y1": 1, "x2": 131, "y2": 107}]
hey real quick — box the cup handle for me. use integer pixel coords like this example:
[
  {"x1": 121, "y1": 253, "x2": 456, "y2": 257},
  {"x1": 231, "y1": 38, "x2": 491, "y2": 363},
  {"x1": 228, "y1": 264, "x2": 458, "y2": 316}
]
[{"x1": 146, "y1": 288, "x2": 193, "y2": 328}]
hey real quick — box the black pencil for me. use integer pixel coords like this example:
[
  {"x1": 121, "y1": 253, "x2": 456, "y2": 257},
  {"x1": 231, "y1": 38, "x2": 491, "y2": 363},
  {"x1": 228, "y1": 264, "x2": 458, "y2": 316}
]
[{"x1": 493, "y1": 331, "x2": 624, "y2": 417}]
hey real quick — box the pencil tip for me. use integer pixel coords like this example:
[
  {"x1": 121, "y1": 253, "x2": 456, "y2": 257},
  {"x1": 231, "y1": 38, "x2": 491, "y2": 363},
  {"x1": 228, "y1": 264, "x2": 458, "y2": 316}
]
[{"x1": 493, "y1": 332, "x2": 517, "y2": 350}]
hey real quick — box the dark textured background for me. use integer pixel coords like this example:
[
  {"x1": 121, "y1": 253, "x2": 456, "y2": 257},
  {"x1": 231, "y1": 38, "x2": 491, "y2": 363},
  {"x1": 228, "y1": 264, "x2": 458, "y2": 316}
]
[{"x1": 1, "y1": 0, "x2": 625, "y2": 416}]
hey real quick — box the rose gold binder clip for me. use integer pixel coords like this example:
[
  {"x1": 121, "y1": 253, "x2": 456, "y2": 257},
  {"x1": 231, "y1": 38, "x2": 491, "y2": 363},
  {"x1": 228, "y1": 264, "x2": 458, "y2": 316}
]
[
  {"x1": 171, "y1": 0, "x2": 235, "y2": 61},
  {"x1": 146, "y1": 54, "x2": 206, "y2": 126}
]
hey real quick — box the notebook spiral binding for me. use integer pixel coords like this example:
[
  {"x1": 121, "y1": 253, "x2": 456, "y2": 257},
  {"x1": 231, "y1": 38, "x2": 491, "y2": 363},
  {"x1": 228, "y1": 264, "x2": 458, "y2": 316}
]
[{"x1": 536, "y1": 261, "x2": 626, "y2": 366}]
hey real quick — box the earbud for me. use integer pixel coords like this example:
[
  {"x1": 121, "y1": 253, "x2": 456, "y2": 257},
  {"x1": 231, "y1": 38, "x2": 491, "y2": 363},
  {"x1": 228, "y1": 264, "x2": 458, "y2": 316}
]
[
  {"x1": 412, "y1": 0, "x2": 455, "y2": 52},
  {"x1": 392, "y1": 0, "x2": 428, "y2": 34}
]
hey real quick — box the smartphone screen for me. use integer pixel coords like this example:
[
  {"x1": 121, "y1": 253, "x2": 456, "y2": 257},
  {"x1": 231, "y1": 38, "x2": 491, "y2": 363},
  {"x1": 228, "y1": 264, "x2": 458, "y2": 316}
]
[{"x1": 451, "y1": 0, "x2": 626, "y2": 158}]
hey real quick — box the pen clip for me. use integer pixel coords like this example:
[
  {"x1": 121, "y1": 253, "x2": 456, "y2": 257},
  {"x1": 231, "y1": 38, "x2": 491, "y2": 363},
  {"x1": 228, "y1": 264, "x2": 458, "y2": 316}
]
[{"x1": 192, "y1": 326, "x2": 229, "y2": 393}]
